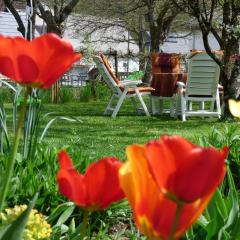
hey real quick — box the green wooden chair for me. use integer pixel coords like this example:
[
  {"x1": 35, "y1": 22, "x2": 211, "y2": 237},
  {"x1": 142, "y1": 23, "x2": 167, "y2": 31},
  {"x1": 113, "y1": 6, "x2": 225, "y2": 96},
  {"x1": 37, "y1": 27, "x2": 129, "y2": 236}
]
[{"x1": 176, "y1": 52, "x2": 222, "y2": 121}]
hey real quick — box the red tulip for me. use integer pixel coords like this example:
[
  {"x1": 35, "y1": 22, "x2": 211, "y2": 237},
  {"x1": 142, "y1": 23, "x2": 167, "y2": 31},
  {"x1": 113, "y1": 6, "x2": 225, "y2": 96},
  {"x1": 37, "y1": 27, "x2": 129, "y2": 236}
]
[
  {"x1": 146, "y1": 136, "x2": 228, "y2": 202},
  {"x1": 57, "y1": 151, "x2": 125, "y2": 210},
  {"x1": 119, "y1": 136, "x2": 228, "y2": 239},
  {"x1": 0, "y1": 34, "x2": 80, "y2": 89}
]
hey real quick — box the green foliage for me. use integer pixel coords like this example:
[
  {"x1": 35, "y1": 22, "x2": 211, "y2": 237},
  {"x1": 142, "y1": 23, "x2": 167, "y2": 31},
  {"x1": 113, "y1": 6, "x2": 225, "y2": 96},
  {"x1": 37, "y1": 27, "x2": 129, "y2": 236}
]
[
  {"x1": 187, "y1": 169, "x2": 240, "y2": 240},
  {"x1": 23, "y1": 95, "x2": 42, "y2": 160},
  {"x1": 0, "y1": 82, "x2": 20, "y2": 154},
  {"x1": 197, "y1": 125, "x2": 240, "y2": 188},
  {"x1": 79, "y1": 82, "x2": 111, "y2": 102},
  {"x1": 38, "y1": 89, "x2": 51, "y2": 104},
  {"x1": 59, "y1": 87, "x2": 80, "y2": 103},
  {"x1": 47, "y1": 200, "x2": 140, "y2": 240},
  {"x1": 39, "y1": 83, "x2": 110, "y2": 104},
  {"x1": 0, "y1": 87, "x2": 14, "y2": 104},
  {"x1": 1, "y1": 145, "x2": 58, "y2": 210},
  {"x1": 0, "y1": 101, "x2": 10, "y2": 153},
  {"x1": 183, "y1": 126, "x2": 240, "y2": 240},
  {"x1": 126, "y1": 71, "x2": 144, "y2": 80},
  {"x1": 79, "y1": 84, "x2": 92, "y2": 102},
  {"x1": 94, "y1": 82, "x2": 111, "y2": 101}
]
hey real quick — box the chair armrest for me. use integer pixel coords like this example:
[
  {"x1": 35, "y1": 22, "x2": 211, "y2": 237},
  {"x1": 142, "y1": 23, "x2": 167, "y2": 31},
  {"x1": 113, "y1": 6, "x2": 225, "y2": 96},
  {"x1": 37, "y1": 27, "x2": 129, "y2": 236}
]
[
  {"x1": 176, "y1": 81, "x2": 185, "y2": 89},
  {"x1": 119, "y1": 80, "x2": 142, "y2": 87}
]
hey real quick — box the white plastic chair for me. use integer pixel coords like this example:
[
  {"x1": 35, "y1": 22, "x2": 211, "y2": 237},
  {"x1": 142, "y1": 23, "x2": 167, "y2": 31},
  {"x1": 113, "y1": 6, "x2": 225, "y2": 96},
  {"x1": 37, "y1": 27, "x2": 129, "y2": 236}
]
[
  {"x1": 176, "y1": 52, "x2": 221, "y2": 121},
  {"x1": 93, "y1": 55, "x2": 154, "y2": 117}
]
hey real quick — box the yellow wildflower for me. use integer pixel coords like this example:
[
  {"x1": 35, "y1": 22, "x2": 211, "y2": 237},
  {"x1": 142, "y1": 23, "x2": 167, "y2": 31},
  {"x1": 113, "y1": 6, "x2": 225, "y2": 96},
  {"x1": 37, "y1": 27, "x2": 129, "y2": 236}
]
[{"x1": 0, "y1": 205, "x2": 52, "y2": 240}]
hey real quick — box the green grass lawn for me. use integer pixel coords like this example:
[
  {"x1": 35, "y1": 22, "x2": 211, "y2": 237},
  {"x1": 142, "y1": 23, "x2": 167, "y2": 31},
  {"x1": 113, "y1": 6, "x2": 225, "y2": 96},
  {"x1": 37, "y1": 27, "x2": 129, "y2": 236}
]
[{"x1": 39, "y1": 99, "x2": 240, "y2": 162}]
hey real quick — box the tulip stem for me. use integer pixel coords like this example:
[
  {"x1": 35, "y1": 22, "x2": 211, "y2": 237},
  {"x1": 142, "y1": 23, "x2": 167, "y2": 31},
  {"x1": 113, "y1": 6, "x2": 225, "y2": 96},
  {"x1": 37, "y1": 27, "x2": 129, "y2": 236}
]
[
  {"x1": 169, "y1": 202, "x2": 183, "y2": 240},
  {"x1": 0, "y1": 87, "x2": 30, "y2": 211},
  {"x1": 80, "y1": 210, "x2": 89, "y2": 240}
]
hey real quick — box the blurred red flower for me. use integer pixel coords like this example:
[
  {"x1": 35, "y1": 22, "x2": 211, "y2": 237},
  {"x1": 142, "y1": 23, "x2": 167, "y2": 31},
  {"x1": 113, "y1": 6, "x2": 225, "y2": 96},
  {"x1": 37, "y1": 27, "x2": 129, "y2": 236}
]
[
  {"x1": 0, "y1": 33, "x2": 80, "y2": 89},
  {"x1": 146, "y1": 136, "x2": 228, "y2": 203},
  {"x1": 119, "y1": 135, "x2": 228, "y2": 239},
  {"x1": 57, "y1": 151, "x2": 125, "y2": 210}
]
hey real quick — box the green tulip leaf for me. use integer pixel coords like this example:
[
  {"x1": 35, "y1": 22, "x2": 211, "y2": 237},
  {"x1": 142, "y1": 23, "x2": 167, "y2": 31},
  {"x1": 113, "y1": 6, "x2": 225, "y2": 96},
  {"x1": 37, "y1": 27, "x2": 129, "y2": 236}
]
[{"x1": 218, "y1": 168, "x2": 240, "y2": 239}]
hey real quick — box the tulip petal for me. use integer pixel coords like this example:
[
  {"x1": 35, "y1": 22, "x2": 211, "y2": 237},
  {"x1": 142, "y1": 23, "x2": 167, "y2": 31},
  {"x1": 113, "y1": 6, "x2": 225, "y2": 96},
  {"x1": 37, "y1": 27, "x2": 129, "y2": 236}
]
[
  {"x1": 17, "y1": 55, "x2": 39, "y2": 83},
  {"x1": 0, "y1": 56, "x2": 15, "y2": 78},
  {"x1": 84, "y1": 157, "x2": 124, "y2": 208},
  {"x1": 126, "y1": 145, "x2": 152, "y2": 197},
  {"x1": 58, "y1": 151, "x2": 86, "y2": 206},
  {"x1": 121, "y1": 145, "x2": 176, "y2": 239},
  {"x1": 229, "y1": 99, "x2": 240, "y2": 118},
  {"x1": 57, "y1": 169, "x2": 86, "y2": 206},
  {"x1": 98, "y1": 158, "x2": 125, "y2": 208},
  {"x1": 172, "y1": 147, "x2": 228, "y2": 202},
  {"x1": 175, "y1": 193, "x2": 213, "y2": 238},
  {"x1": 119, "y1": 162, "x2": 136, "y2": 206},
  {"x1": 58, "y1": 150, "x2": 74, "y2": 169},
  {"x1": 0, "y1": 35, "x2": 33, "y2": 81},
  {"x1": 146, "y1": 136, "x2": 195, "y2": 193}
]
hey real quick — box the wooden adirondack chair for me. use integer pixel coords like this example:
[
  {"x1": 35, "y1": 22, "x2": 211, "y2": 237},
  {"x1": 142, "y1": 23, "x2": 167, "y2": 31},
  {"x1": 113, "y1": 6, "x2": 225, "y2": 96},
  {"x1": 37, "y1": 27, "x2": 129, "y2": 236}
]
[
  {"x1": 176, "y1": 52, "x2": 222, "y2": 121},
  {"x1": 93, "y1": 55, "x2": 154, "y2": 117}
]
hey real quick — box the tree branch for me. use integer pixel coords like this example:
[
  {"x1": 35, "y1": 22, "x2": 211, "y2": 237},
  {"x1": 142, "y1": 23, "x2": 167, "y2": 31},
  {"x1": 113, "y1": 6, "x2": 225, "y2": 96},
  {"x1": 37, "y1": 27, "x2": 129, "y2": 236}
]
[
  {"x1": 60, "y1": 0, "x2": 80, "y2": 22},
  {"x1": 3, "y1": 0, "x2": 26, "y2": 37}
]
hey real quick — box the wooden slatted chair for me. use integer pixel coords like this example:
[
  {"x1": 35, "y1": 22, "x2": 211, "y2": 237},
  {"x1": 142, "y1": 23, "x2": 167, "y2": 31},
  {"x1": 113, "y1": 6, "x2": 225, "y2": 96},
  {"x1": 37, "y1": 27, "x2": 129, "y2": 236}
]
[
  {"x1": 93, "y1": 54, "x2": 154, "y2": 117},
  {"x1": 176, "y1": 52, "x2": 222, "y2": 121}
]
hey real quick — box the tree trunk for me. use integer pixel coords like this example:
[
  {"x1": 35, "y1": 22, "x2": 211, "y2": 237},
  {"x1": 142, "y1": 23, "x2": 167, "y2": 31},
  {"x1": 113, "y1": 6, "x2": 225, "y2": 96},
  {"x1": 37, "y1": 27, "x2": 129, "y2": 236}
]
[
  {"x1": 47, "y1": 24, "x2": 64, "y2": 37},
  {"x1": 221, "y1": 41, "x2": 239, "y2": 117},
  {"x1": 137, "y1": 14, "x2": 146, "y2": 71},
  {"x1": 142, "y1": 54, "x2": 152, "y2": 85},
  {"x1": 150, "y1": 28, "x2": 160, "y2": 52},
  {"x1": 220, "y1": 1, "x2": 239, "y2": 117},
  {"x1": 138, "y1": 31, "x2": 146, "y2": 71}
]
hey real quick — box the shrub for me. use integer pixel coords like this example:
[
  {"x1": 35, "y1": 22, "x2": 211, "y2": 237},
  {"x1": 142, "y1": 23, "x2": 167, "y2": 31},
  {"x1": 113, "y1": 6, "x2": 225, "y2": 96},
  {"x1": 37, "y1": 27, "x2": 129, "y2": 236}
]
[
  {"x1": 0, "y1": 87, "x2": 14, "y2": 103},
  {"x1": 59, "y1": 87, "x2": 80, "y2": 103},
  {"x1": 39, "y1": 89, "x2": 51, "y2": 104}
]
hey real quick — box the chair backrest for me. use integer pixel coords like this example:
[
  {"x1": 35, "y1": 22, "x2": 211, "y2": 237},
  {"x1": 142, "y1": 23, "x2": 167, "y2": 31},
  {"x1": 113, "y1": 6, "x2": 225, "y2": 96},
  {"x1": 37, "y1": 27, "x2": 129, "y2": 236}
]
[
  {"x1": 93, "y1": 55, "x2": 122, "y2": 95},
  {"x1": 151, "y1": 52, "x2": 180, "y2": 74},
  {"x1": 186, "y1": 52, "x2": 221, "y2": 98}
]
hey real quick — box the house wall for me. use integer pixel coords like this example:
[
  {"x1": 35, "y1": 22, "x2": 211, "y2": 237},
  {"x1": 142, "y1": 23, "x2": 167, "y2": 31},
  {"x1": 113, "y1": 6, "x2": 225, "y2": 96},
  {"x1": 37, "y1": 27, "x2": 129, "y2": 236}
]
[
  {"x1": 159, "y1": 31, "x2": 220, "y2": 54},
  {"x1": 0, "y1": 11, "x2": 43, "y2": 37},
  {"x1": 191, "y1": 30, "x2": 220, "y2": 50},
  {"x1": 0, "y1": 11, "x2": 26, "y2": 36},
  {"x1": 160, "y1": 35, "x2": 191, "y2": 54}
]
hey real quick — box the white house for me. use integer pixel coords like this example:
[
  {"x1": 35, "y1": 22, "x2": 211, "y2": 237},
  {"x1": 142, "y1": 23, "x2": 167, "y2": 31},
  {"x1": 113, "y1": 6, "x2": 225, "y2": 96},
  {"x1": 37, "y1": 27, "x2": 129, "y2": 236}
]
[
  {"x1": 159, "y1": 31, "x2": 220, "y2": 54},
  {"x1": 63, "y1": 14, "x2": 140, "y2": 73}
]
